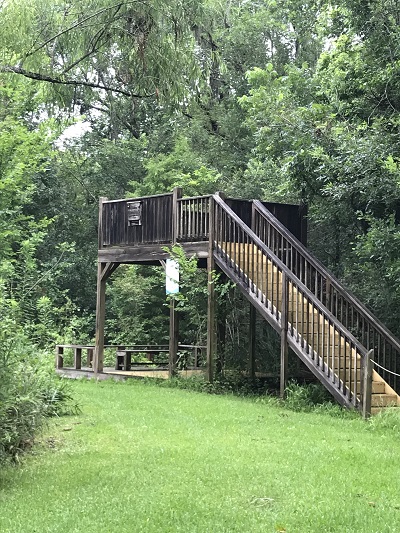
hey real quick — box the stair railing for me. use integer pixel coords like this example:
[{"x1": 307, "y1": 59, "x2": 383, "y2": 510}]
[
  {"x1": 212, "y1": 195, "x2": 369, "y2": 412},
  {"x1": 252, "y1": 200, "x2": 400, "y2": 393}
]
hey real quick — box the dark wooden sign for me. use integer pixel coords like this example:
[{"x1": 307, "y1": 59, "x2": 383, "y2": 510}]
[{"x1": 127, "y1": 201, "x2": 142, "y2": 226}]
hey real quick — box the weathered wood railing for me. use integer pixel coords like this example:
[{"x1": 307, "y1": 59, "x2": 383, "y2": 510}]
[
  {"x1": 212, "y1": 195, "x2": 371, "y2": 413},
  {"x1": 55, "y1": 345, "x2": 95, "y2": 369},
  {"x1": 253, "y1": 200, "x2": 400, "y2": 394},
  {"x1": 177, "y1": 196, "x2": 211, "y2": 242},
  {"x1": 56, "y1": 344, "x2": 206, "y2": 371},
  {"x1": 101, "y1": 193, "x2": 173, "y2": 247},
  {"x1": 100, "y1": 192, "x2": 307, "y2": 249}
]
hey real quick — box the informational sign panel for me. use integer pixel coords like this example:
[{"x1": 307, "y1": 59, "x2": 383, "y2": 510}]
[
  {"x1": 166, "y1": 259, "x2": 179, "y2": 295},
  {"x1": 127, "y1": 201, "x2": 142, "y2": 226}
]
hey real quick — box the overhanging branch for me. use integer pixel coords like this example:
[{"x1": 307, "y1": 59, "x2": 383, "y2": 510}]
[{"x1": 0, "y1": 65, "x2": 150, "y2": 98}]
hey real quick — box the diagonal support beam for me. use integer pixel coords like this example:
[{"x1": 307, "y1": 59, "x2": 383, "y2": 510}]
[{"x1": 101, "y1": 261, "x2": 119, "y2": 281}]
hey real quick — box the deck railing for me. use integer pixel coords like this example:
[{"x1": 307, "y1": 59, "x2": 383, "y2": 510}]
[
  {"x1": 101, "y1": 193, "x2": 173, "y2": 247},
  {"x1": 177, "y1": 195, "x2": 211, "y2": 242},
  {"x1": 252, "y1": 200, "x2": 400, "y2": 393}
]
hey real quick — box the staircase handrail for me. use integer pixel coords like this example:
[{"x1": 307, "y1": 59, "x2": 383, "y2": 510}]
[
  {"x1": 252, "y1": 199, "x2": 400, "y2": 355},
  {"x1": 212, "y1": 195, "x2": 368, "y2": 357}
]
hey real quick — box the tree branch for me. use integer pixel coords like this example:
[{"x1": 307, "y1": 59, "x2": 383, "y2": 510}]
[
  {"x1": 61, "y1": 26, "x2": 108, "y2": 75},
  {"x1": 24, "y1": 1, "x2": 141, "y2": 59},
  {"x1": 0, "y1": 65, "x2": 150, "y2": 98}
]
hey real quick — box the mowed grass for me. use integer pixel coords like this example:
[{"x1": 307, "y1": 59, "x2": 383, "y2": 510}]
[{"x1": 1, "y1": 380, "x2": 400, "y2": 533}]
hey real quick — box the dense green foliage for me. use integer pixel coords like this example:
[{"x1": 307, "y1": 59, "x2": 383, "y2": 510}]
[{"x1": 1, "y1": 0, "x2": 400, "y2": 458}]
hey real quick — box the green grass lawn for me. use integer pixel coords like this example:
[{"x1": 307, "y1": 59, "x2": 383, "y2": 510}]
[{"x1": 1, "y1": 379, "x2": 400, "y2": 533}]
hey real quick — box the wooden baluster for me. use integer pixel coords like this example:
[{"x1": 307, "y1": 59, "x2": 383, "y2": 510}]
[
  {"x1": 290, "y1": 243, "x2": 293, "y2": 273},
  {"x1": 306, "y1": 296, "x2": 310, "y2": 353},
  {"x1": 338, "y1": 325, "x2": 342, "y2": 388},
  {"x1": 255, "y1": 244, "x2": 260, "y2": 299},
  {"x1": 271, "y1": 226, "x2": 275, "y2": 255},
  {"x1": 246, "y1": 233, "x2": 250, "y2": 288},
  {"x1": 321, "y1": 316, "x2": 326, "y2": 373},
  {"x1": 295, "y1": 281, "x2": 299, "y2": 343},
  {"x1": 196, "y1": 199, "x2": 200, "y2": 239},
  {"x1": 315, "y1": 302, "x2": 320, "y2": 364},
  {"x1": 237, "y1": 225, "x2": 241, "y2": 278},
  {"x1": 200, "y1": 198, "x2": 204, "y2": 238},
  {"x1": 299, "y1": 255, "x2": 303, "y2": 285},
  {"x1": 177, "y1": 200, "x2": 182, "y2": 240},
  {"x1": 310, "y1": 300, "x2": 315, "y2": 360},
  {"x1": 271, "y1": 257, "x2": 275, "y2": 316},
  {"x1": 263, "y1": 248, "x2": 267, "y2": 305},
  {"x1": 300, "y1": 284, "x2": 304, "y2": 349}
]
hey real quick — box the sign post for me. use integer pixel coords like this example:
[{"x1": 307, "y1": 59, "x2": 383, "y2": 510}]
[{"x1": 167, "y1": 258, "x2": 179, "y2": 378}]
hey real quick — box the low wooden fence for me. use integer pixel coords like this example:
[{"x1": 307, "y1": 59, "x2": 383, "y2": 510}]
[{"x1": 55, "y1": 344, "x2": 206, "y2": 371}]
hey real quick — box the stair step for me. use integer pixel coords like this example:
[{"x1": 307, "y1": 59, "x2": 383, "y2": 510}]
[
  {"x1": 371, "y1": 393, "x2": 398, "y2": 407},
  {"x1": 372, "y1": 381, "x2": 386, "y2": 394},
  {"x1": 347, "y1": 381, "x2": 386, "y2": 394}
]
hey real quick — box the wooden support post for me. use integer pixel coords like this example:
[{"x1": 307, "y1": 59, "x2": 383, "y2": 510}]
[
  {"x1": 74, "y1": 347, "x2": 82, "y2": 370},
  {"x1": 280, "y1": 272, "x2": 289, "y2": 398},
  {"x1": 168, "y1": 187, "x2": 182, "y2": 378},
  {"x1": 216, "y1": 308, "x2": 226, "y2": 376},
  {"x1": 94, "y1": 261, "x2": 106, "y2": 374},
  {"x1": 207, "y1": 256, "x2": 216, "y2": 382},
  {"x1": 249, "y1": 304, "x2": 256, "y2": 380},
  {"x1": 171, "y1": 186, "x2": 182, "y2": 244},
  {"x1": 207, "y1": 196, "x2": 217, "y2": 382},
  {"x1": 94, "y1": 196, "x2": 108, "y2": 375},
  {"x1": 216, "y1": 272, "x2": 228, "y2": 376},
  {"x1": 55, "y1": 346, "x2": 64, "y2": 369},
  {"x1": 169, "y1": 299, "x2": 179, "y2": 377},
  {"x1": 362, "y1": 349, "x2": 374, "y2": 419}
]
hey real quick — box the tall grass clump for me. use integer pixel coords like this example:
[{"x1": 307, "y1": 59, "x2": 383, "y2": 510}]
[
  {"x1": 367, "y1": 407, "x2": 400, "y2": 434},
  {"x1": 0, "y1": 316, "x2": 78, "y2": 464}
]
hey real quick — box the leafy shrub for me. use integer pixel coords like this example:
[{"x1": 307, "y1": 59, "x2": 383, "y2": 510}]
[
  {"x1": 284, "y1": 381, "x2": 333, "y2": 412},
  {"x1": 0, "y1": 327, "x2": 79, "y2": 463}
]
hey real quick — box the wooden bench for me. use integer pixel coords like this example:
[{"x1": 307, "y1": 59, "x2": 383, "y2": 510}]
[{"x1": 115, "y1": 349, "x2": 169, "y2": 371}]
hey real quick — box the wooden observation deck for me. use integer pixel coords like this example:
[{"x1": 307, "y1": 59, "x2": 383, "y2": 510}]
[{"x1": 92, "y1": 188, "x2": 400, "y2": 417}]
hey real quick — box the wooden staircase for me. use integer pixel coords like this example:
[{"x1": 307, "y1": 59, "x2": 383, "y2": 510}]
[{"x1": 211, "y1": 196, "x2": 400, "y2": 415}]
